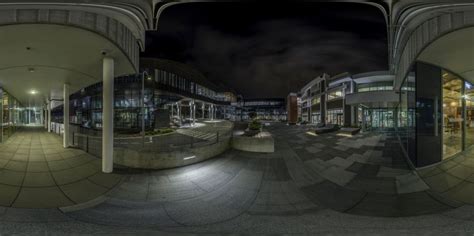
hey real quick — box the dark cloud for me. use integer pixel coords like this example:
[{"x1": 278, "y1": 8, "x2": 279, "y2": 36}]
[{"x1": 144, "y1": 3, "x2": 388, "y2": 98}]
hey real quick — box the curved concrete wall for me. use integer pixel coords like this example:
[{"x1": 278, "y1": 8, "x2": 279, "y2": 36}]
[
  {"x1": 113, "y1": 138, "x2": 231, "y2": 169},
  {"x1": 0, "y1": 7, "x2": 142, "y2": 70},
  {"x1": 232, "y1": 135, "x2": 274, "y2": 153},
  {"x1": 392, "y1": 7, "x2": 474, "y2": 89}
]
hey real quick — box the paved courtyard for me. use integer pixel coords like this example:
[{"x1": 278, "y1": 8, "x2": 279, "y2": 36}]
[
  {"x1": 0, "y1": 128, "x2": 122, "y2": 208},
  {"x1": 0, "y1": 124, "x2": 474, "y2": 234}
]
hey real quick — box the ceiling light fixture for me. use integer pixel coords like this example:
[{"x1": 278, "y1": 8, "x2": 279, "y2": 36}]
[
  {"x1": 29, "y1": 90, "x2": 37, "y2": 95},
  {"x1": 28, "y1": 68, "x2": 35, "y2": 73}
]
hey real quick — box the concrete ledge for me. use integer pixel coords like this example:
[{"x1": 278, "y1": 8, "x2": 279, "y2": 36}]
[
  {"x1": 232, "y1": 132, "x2": 274, "y2": 153},
  {"x1": 59, "y1": 195, "x2": 109, "y2": 213},
  {"x1": 113, "y1": 138, "x2": 231, "y2": 169},
  {"x1": 340, "y1": 127, "x2": 361, "y2": 135}
]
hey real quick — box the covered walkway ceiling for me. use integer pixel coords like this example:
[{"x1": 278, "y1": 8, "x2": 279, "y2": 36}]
[
  {"x1": 0, "y1": 24, "x2": 135, "y2": 106},
  {"x1": 418, "y1": 27, "x2": 474, "y2": 83}
]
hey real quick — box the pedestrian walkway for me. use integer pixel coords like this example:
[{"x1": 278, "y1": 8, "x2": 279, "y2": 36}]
[
  {"x1": 1, "y1": 124, "x2": 474, "y2": 234},
  {"x1": 418, "y1": 147, "x2": 474, "y2": 205},
  {"x1": 0, "y1": 127, "x2": 122, "y2": 208}
]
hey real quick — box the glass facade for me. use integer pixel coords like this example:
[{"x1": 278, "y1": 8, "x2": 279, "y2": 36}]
[
  {"x1": 327, "y1": 90, "x2": 343, "y2": 101},
  {"x1": 240, "y1": 99, "x2": 287, "y2": 121},
  {"x1": 363, "y1": 108, "x2": 396, "y2": 130},
  {"x1": 327, "y1": 109, "x2": 343, "y2": 125},
  {"x1": 54, "y1": 68, "x2": 233, "y2": 133},
  {"x1": 466, "y1": 81, "x2": 474, "y2": 149},
  {"x1": 1, "y1": 88, "x2": 22, "y2": 142},
  {"x1": 442, "y1": 72, "x2": 463, "y2": 159},
  {"x1": 312, "y1": 112, "x2": 321, "y2": 124},
  {"x1": 398, "y1": 62, "x2": 474, "y2": 167},
  {"x1": 357, "y1": 81, "x2": 394, "y2": 92}
]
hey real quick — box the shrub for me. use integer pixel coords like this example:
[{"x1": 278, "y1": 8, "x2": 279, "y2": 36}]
[
  {"x1": 248, "y1": 120, "x2": 262, "y2": 131},
  {"x1": 145, "y1": 128, "x2": 174, "y2": 136}
]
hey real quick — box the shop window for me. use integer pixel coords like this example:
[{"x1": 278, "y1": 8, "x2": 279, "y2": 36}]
[{"x1": 327, "y1": 90, "x2": 343, "y2": 101}]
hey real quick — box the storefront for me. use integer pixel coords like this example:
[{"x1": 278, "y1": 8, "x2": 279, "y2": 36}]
[
  {"x1": 399, "y1": 62, "x2": 474, "y2": 167},
  {"x1": 364, "y1": 108, "x2": 396, "y2": 131},
  {"x1": 0, "y1": 88, "x2": 21, "y2": 142}
]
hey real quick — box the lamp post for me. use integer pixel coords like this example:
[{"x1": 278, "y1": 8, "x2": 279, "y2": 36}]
[{"x1": 142, "y1": 71, "x2": 150, "y2": 147}]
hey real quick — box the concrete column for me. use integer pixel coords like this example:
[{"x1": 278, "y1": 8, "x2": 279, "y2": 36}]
[
  {"x1": 171, "y1": 104, "x2": 174, "y2": 117},
  {"x1": 362, "y1": 108, "x2": 366, "y2": 132},
  {"x1": 202, "y1": 104, "x2": 205, "y2": 119},
  {"x1": 44, "y1": 107, "x2": 47, "y2": 129},
  {"x1": 177, "y1": 103, "x2": 181, "y2": 126},
  {"x1": 63, "y1": 83, "x2": 70, "y2": 148},
  {"x1": 47, "y1": 101, "x2": 51, "y2": 132},
  {"x1": 209, "y1": 105, "x2": 213, "y2": 120},
  {"x1": 192, "y1": 101, "x2": 196, "y2": 126},
  {"x1": 214, "y1": 105, "x2": 217, "y2": 120},
  {"x1": 102, "y1": 57, "x2": 114, "y2": 173},
  {"x1": 189, "y1": 101, "x2": 193, "y2": 126}
]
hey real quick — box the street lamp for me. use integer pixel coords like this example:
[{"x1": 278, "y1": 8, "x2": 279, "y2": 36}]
[{"x1": 141, "y1": 71, "x2": 151, "y2": 147}]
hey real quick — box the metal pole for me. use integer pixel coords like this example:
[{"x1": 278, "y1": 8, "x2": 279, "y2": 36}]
[{"x1": 142, "y1": 71, "x2": 147, "y2": 147}]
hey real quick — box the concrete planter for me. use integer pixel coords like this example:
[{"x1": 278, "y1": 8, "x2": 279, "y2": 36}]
[
  {"x1": 232, "y1": 132, "x2": 274, "y2": 153},
  {"x1": 340, "y1": 127, "x2": 361, "y2": 135},
  {"x1": 113, "y1": 138, "x2": 231, "y2": 169}
]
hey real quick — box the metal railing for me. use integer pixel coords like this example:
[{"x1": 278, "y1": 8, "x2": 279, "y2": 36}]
[{"x1": 70, "y1": 126, "x2": 233, "y2": 157}]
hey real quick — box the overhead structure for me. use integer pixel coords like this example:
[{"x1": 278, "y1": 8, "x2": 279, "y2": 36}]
[{"x1": 0, "y1": 0, "x2": 154, "y2": 173}]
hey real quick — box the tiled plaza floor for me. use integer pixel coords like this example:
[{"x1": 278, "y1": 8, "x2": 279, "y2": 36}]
[
  {"x1": 1, "y1": 124, "x2": 474, "y2": 234},
  {"x1": 418, "y1": 146, "x2": 474, "y2": 205},
  {"x1": 0, "y1": 127, "x2": 122, "y2": 208}
]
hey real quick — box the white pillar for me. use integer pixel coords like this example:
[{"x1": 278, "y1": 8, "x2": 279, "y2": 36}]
[
  {"x1": 202, "y1": 104, "x2": 205, "y2": 119},
  {"x1": 47, "y1": 101, "x2": 51, "y2": 132},
  {"x1": 63, "y1": 83, "x2": 70, "y2": 148},
  {"x1": 192, "y1": 101, "x2": 196, "y2": 126},
  {"x1": 102, "y1": 57, "x2": 114, "y2": 173},
  {"x1": 209, "y1": 105, "x2": 212, "y2": 120},
  {"x1": 44, "y1": 107, "x2": 47, "y2": 129},
  {"x1": 171, "y1": 104, "x2": 174, "y2": 117}
]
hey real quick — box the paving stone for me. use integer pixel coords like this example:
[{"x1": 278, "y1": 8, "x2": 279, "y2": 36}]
[
  {"x1": 300, "y1": 180, "x2": 366, "y2": 212},
  {"x1": 423, "y1": 173, "x2": 464, "y2": 192},
  {"x1": 0, "y1": 170, "x2": 25, "y2": 186},
  {"x1": 22, "y1": 172, "x2": 56, "y2": 187},
  {"x1": 12, "y1": 187, "x2": 74, "y2": 208},
  {"x1": 60, "y1": 179, "x2": 109, "y2": 203},
  {"x1": 346, "y1": 176, "x2": 397, "y2": 194},
  {"x1": 4, "y1": 161, "x2": 27, "y2": 172},
  {"x1": 88, "y1": 172, "x2": 123, "y2": 188},
  {"x1": 11, "y1": 154, "x2": 28, "y2": 162},
  {"x1": 396, "y1": 173, "x2": 429, "y2": 194},
  {"x1": 446, "y1": 165, "x2": 474, "y2": 180},
  {"x1": 327, "y1": 157, "x2": 353, "y2": 169},
  {"x1": 26, "y1": 161, "x2": 49, "y2": 172},
  {"x1": 398, "y1": 191, "x2": 454, "y2": 216},
  {"x1": 346, "y1": 162, "x2": 380, "y2": 177},
  {"x1": 346, "y1": 193, "x2": 399, "y2": 217},
  {"x1": 441, "y1": 181, "x2": 474, "y2": 204},
  {"x1": 0, "y1": 184, "x2": 20, "y2": 207},
  {"x1": 319, "y1": 166, "x2": 356, "y2": 187},
  {"x1": 377, "y1": 166, "x2": 411, "y2": 178}
]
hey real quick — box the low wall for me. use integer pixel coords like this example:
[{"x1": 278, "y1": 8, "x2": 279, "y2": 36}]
[
  {"x1": 232, "y1": 135, "x2": 274, "y2": 153},
  {"x1": 113, "y1": 138, "x2": 231, "y2": 169}
]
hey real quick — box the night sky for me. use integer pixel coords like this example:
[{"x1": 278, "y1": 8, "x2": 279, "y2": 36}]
[{"x1": 143, "y1": 3, "x2": 388, "y2": 99}]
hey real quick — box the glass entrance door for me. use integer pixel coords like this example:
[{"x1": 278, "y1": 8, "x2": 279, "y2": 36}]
[{"x1": 442, "y1": 72, "x2": 463, "y2": 159}]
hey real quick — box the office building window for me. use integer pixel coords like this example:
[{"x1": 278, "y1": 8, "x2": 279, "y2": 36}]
[
  {"x1": 327, "y1": 109, "x2": 343, "y2": 125},
  {"x1": 327, "y1": 90, "x2": 343, "y2": 101}
]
